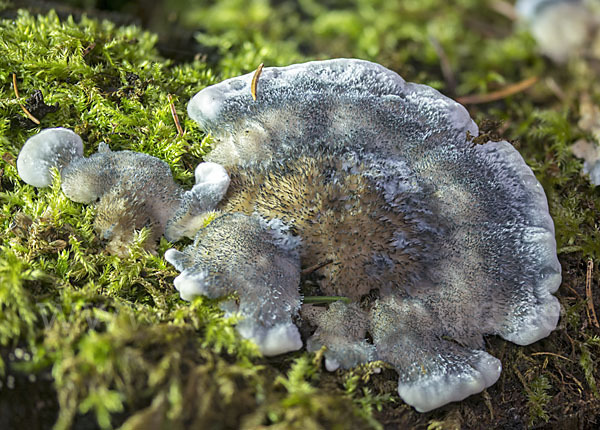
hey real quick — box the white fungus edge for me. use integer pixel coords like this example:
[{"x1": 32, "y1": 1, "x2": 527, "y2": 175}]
[
  {"x1": 171, "y1": 269, "x2": 209, "y2": 301},
  {"x1": 17, "y1": 127, "x2": 84, "y2": 188},
  {"x1": 397, "y1": 351, "x2": 502, "y2": 413},
  {"x1": 238, "y1": 322, "x2": 303, "y2": 356},
  {"x1": 479, "y1": 140, "x2": 562, "y2": 293},
  {"x1": 501, "y1": 294, "x2": 561, "y2": 346}
]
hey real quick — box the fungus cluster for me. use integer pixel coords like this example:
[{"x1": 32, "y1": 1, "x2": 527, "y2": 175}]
[
  {"x1": 17, "y1": 59, "x2": 562, "y2": 413},
  {"x1": 17, "y1": 128, "x2": 230, "y2": 256}
]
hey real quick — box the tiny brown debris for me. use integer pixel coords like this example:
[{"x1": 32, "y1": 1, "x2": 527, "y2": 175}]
[
  {"x1": 585, "y1": 259, "x2": 599, "y2": 328},
  {"x1": 251, "y1": 63, "x2": 264, "y2": 101},
  {"x1": 10, "y1": 212, "x2": 33, "y2": 237},
  {"x1": 82, "y1": 42, "x2": 96, "y2": 57},
  {"x1": 45, "y1": 239, "x2": 68, "y2": 253},
  {"x1": 13, "y1": 73, "x2": 40, "y2": 124},
  {"x1": 2, "y1": 152, "x2": 15, "y2": 165},
  {"x1": 25, "y1": 90, "x2": 59, "y2": 120}
]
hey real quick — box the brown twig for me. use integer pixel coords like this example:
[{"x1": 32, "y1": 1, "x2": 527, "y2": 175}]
[
  {"x1": 13, "y1": 73, "x2": 40, "y2": 125},
  {"x1": 12, "y1": 73, "x2": 20, "y2": 99},
  {"x1": 251, "y1": 63, "x2": 264, "y2": 101},
  {"x1": 301, "y1": 259, "x2": 334, "y2": 276},
  {"x1": 585, "y1": 259, "x2": 600, "y2": 328},
  {"x1": 457, "y1": 76, "x2": 538, "y2": 105},
  {"x1": 531, "y1": 352, "x2": 573, "y2": 362},
  {"x1": 167, "y1": 94, "x2": 184, "y2": 136}
]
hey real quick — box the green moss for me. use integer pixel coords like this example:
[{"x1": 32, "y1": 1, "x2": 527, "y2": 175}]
[
  {"x1": 580, "y1": 337, "x2": 600, "y2": 398},
  {"x1": 526, "y1": 375, "x2": 552, "y2": 426}
]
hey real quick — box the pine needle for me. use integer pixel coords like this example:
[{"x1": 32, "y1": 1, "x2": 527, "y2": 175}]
[
  {"x1": 167, "y1": 94, "x2": 184, "y2": 136},
  {"x1": 251, "y1": 63, "x2": 264, "y2": 101},
  {"x1": 13, "y1": 73, "x2": 40, "y2": 124},
  {"x1": 457, "y1": 76, "x2": 538, "y2": 105}
]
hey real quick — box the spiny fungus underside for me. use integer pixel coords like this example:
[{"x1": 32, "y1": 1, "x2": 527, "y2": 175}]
[{"x1": 0, "y1": 3, "x2": 599, "y2": 429}]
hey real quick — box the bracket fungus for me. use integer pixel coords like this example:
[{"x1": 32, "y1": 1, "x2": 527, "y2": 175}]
[
  {"x1": 170, "y1": 58, "x2": 562, "y2": 412},
  {"x1": 17, "y1": 128, "x2": 230, "y2": 255}
]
